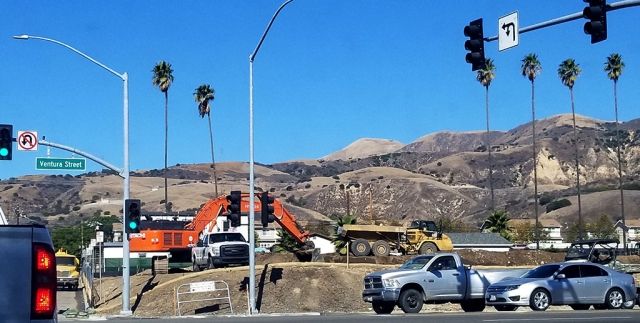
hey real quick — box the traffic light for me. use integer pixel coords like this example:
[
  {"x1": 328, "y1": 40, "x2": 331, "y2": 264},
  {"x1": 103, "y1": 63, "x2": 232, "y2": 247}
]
[
  {"x1": 125, "y1": 199, "x2": 141, "y2": 234},
  {"x1": 583, "y1": 0, "x2": 607, "y2": 44},
  {"x1": 227, "y1": 190, "x2": 241, "y2": 227},
  {"x1": 464, "y1": 18, "x2": 485, "y2": 71},
  {"x1": 260, "y1": 192, "x2": 275, "y2": 228},
  {"x1": 0, "y1": 124, "x2": 13, "y2": 161}
]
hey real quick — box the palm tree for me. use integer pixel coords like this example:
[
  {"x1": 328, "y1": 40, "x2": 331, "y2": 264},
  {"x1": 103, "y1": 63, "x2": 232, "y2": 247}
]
[
  {"x1": 485, "y1": 210, "x2": 511, "y2": 241},
  {"x1": 605, "y1": 53, "x2": 627, "y2": 251},
  {"x1": 557, "y1": 58, "x2": 583, "y2": 240},
  {"x1": 194, "y1": 84, "x2": 219, "y2": 197},
  {"x1": 152, "y1": 61, "x2": 174, "y2": 213},
  {"x1": 521, "y1": 53, "x2": 542, "y2": 249},
  {"x1": 476, "y1": 57, "x2": 497, "y2": 212}
]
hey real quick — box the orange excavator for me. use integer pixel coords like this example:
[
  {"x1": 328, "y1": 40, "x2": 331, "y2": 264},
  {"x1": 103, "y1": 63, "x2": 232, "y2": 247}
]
[{"x1": 129, "y1": 192, "x2": 314, "y2": 264}]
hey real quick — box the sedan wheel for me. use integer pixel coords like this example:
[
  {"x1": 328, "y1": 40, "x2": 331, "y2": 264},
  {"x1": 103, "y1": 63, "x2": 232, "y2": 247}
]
[
  {"x1": 495, "y1": 305, "x2": 518, "y2": 311},
  {"x1": 606, "y1": 288, "x2": 624, "y2": 309},
  {"x1": 529, "y1": 288, "x2": 550, "y2": 311}
]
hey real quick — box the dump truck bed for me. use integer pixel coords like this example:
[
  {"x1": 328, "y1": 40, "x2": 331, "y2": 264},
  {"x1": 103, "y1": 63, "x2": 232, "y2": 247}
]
[{"x1": 340, "y1": 224, "x2": 406, "y2": 241}]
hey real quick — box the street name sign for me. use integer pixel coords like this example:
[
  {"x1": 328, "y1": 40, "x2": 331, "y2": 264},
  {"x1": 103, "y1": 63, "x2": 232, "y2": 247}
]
[
  {"x1": 36, "y1": 157, "x2": 86, "y2": 171},
  {"x1": 498, "y1": 11, "x2": 519, "y2": 51}
]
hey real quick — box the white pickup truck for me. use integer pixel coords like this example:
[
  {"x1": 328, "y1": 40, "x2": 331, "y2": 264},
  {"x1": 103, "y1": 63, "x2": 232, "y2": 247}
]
[
  {"x1": 362, "y1": 252, "x2": 529, "y2": 314},
  {"x1": 0, "y1": 223, "x2": 59, "y2": 322},
  {"x1": 191, "y1": 232, "x2": 251, "y2": 271}
]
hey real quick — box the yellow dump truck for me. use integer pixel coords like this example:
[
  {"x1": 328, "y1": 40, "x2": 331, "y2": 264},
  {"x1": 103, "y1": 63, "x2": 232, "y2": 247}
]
[
  {"x1": 338, "y1": 220, "x2": 454, "y2": 256},
  {"x1": 55, "y1": 248, "x2": 80, "y2": 290}
]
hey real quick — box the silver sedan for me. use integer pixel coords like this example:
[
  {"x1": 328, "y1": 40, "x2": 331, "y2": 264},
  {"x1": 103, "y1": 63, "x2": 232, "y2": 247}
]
[{"x1": 485, "y1": 261, "x2": 637, "y2": 311}]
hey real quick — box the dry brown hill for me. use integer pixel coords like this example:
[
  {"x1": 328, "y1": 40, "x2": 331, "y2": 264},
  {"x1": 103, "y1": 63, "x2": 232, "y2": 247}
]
[
  {"x1": 399, "y1": 130, "x2": 505, "y2": 153},
  {"x1": 321, "y1": 138, "x2": 404, "y2": 161}
]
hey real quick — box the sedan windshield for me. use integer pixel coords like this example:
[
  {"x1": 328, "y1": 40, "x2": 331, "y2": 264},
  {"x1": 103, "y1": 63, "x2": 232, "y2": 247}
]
[
  {"x1": 399, "y1": 256, "x2": 434, "y2": 270},
  {"x1": 521, "y1": 264, "x2": 560, "y2": 278}
]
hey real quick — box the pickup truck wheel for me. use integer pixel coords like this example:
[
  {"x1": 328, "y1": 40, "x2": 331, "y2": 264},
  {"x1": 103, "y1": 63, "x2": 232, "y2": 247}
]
[
  {"x1": 495, "y1": 305, "x2": 518, "y2": 311},
  {"x1": 529, "y1": 288, "x2": 550, "y2": 311},
  {"x1": 372, "y1": 301, "x2": 395, "y2": 314},
  {"x1": 398, "y1": 289, "x2": 423, "y2": 313},
  {"x1": 193, "y1": 260, "x2": 201, "y2": 272},
  {"x1": 419, "y1": 242, "x2": 437, "y2": 255},
  {"x1": 460, "y1": 299, "x2": 485, "y2": 312},
  {"x1": 208, "y1": 257, "x2": 218, "y2": 270},
  {"x1": 372, "y1": 241, "x2": 390, "y2": 257},
  {"x1": 351, "y1": 239, "x2": 371, "y2": 256},
  {"x1": 622, "y1": 300, "x2": 635, "y2": 309}
]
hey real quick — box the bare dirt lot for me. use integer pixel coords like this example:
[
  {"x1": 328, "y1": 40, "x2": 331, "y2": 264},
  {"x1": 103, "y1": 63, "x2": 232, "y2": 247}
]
[{"x1": 92, "y1": 250, "x2": 571, "y2": 316}]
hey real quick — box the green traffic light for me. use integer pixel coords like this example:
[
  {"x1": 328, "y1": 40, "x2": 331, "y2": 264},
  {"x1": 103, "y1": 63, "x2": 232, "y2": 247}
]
[
  {"x1": 129, "y1": 222, "x2": 137, "y2": 229},
  {"x1": 0, "y1": 148, "x2": 7, "y2": 157}
]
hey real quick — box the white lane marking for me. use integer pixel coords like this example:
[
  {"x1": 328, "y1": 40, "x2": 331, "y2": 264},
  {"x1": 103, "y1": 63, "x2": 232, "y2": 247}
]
[{"x1": 483, "y1": 317, "x2": 632, "y2": 322}]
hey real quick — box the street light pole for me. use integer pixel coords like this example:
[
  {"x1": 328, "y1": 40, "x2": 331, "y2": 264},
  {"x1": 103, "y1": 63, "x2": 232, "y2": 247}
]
[
  {"x1": 248, "y1": 0, "x2": 293, "y2": 315},
  {"x1": 13, "y1": 35, "x2": 132, "y2": 315}
]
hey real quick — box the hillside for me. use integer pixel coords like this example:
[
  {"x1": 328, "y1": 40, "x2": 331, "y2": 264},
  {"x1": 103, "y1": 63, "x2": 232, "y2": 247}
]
[
  {"x1": 398, "y1": 130, "x2": 505, "y2": 153},
  {"x1": 321, "y1": 138, "x2": 405, "y2": 161},
  {"x1": 2, "y1": 113, "x2": 640, "y2": 234}
]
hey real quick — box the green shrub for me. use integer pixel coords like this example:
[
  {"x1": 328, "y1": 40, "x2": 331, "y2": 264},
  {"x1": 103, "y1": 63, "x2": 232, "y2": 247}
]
[
  {"x1": 546, "y1": 199, "x2": 572, "y2": 213},
  {"x1": 539, "y1": 195, "x2": 553, "y2": 206}
]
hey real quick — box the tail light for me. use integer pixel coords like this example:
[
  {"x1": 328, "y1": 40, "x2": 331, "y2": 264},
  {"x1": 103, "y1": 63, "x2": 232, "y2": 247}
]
[{"x1": 31, "y1": 243, "x2": 56, "y2": 320}]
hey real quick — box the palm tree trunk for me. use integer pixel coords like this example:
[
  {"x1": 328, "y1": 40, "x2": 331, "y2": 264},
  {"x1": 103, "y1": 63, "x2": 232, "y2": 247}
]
[
  {"x1": 531, "y1": 80, "x2": 539, "y2": 250},
  {"x1": 485, "y1": 86, "x2": 494, "y2": 212},
  {"x1": 207, "y1": 114, "x2": 219, "y2": 197},
  {"x1": 570, "y1": 87, "x2": 583, "y2": 240},
  {"x1": 614, "y1": 80, "x2": 627, "y2": 253},
  {"x1": 164, "y1": 91, "x2": 169, "y2": 214}
]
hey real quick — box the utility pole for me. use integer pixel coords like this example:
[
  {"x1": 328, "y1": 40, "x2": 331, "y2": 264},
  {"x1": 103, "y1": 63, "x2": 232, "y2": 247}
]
[{"x1": 369, "y1": 185, "x2": 373, "y2": 221}]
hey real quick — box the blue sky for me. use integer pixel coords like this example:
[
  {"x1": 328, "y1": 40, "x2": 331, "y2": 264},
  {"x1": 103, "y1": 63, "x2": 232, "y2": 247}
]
[{"x1": 1, "y1": 0, "x2": 639, "y2": 180}]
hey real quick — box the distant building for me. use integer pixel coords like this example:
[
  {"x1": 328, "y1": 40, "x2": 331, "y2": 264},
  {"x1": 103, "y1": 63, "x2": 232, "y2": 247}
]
[
  {"x1": 507, "y1": 218, "x2": 563, "y2": 244},
  {"x1": 614, "y1": 219, "x2": 640, "y2": 243}
]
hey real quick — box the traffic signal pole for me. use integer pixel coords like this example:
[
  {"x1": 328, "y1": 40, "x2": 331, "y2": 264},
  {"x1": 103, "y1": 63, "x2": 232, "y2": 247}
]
[{"x1": 483, "y1": 0, "x2": 640, "y2": 43}]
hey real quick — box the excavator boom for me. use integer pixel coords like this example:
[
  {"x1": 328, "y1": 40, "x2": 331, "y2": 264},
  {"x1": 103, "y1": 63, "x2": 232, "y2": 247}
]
[{"x1": 129, "y1": 192, "x2": 312, "y2": 259}]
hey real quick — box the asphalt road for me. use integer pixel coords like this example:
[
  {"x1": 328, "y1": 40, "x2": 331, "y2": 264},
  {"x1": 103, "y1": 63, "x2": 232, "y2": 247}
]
[
  {"x1": 62, "y1": 310, "x2": 640, "y2": 322},
  {"x1": 57, "y1": 287, "x2": 83, "y2": 312}
]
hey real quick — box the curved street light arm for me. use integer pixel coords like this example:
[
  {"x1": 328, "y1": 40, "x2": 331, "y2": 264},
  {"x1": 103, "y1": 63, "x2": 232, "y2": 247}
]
[
  {"x1": 250, "y1": 0, "x2": 293, "y2": 62},
  {"x1": 13, "y1": 35, "x2": 124, "y2": 80}
]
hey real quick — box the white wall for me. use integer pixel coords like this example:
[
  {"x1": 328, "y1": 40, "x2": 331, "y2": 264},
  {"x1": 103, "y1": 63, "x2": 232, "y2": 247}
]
[
  {"x1": 453, "y1": 246, "x2": 511, "y2": 252},
  {"x1": 309, "y1": 236, "x2": 335, "y2": 254}
]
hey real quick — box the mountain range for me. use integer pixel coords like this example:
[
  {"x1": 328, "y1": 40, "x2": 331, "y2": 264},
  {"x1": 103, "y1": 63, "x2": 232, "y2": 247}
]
[{"x1": 2, "y1": 113, "x2": 639, "y2": 232}]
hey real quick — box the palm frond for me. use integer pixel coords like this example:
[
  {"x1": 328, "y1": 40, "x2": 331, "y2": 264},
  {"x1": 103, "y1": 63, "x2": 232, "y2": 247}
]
[
  {"x1": 476, "y1": 58, "x2": 496, "y2": 87},
  {"x1": 521, "y1": 53, "x2": 542, "y2": 82},
  {"x1": 557, "y1": 58, "x2": 581, "y2": 89},
  {"x1": 151, "y1": 61, "x2": 174, "y2": 92},
  {"x1": 193, "y1": 84, "x2": 215, "y2": 118},
  {"x1": 604, "y1": 53, "x2": 625, "y2": 82}
]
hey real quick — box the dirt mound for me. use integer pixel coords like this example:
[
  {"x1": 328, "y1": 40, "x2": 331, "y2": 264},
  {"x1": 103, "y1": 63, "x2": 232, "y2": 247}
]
[{"x1": 456, "y1": 249, "x2": 565, "y2": 266}]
